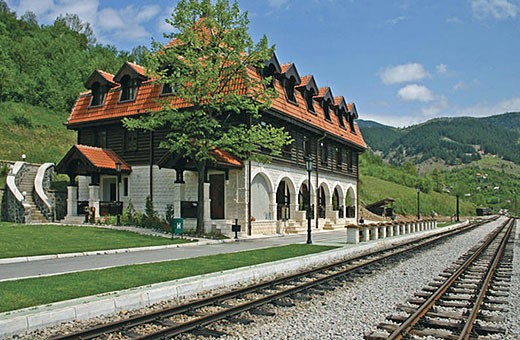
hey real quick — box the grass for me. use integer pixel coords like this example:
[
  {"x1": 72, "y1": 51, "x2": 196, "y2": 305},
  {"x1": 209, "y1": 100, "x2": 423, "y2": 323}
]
[
  {"x1": 0, "y1": 223, "x2": 193, "y2": 259},
  {"x1": 0, "y1": 244, "x2": 336, "y2": 313},
  {"x1": 360, "y1": 175, "x2": 476, "y2": 217},
  {"x1": 0, "y1": 102, "x2": 75, "y2": 164}
]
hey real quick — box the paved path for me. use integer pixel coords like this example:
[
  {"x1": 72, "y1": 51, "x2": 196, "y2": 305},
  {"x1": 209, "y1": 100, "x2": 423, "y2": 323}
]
[{"x1": 0, "y1": 229, "x2": 349, "y2": 282}]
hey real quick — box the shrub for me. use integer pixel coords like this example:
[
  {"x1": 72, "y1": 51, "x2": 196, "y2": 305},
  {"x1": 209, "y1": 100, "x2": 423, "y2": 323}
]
[
  {"x1": 165, "y1": 203, "x2": 175, "y2": 225},
  {"x1": 11, "y1": 114, "x2": 33, "y2": 128}
]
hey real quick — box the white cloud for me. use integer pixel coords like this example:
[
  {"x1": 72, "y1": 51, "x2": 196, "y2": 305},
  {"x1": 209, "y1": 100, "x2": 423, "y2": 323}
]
[
  {"x1": 446, "y1": 16, "x2": 462, "y2": 23},
  {"x1": 398, "y1": 84, "x2": 435, "y2": 102},
  {"x1": 436, "y1": 64, "x2": 448, "y2": 74},
  {"x1": 386, "y1": 16, "x2": 407, "y2": 25},
  {"x1": 8, "y1": 0, "x2": 99, "y2": 25},
  {"x1": 453, "y1": 81, "x2": 467, "y2": 90},
  {"x1": 472, "y1": 0, "x2": 518, "y2": 20},
  {"x1": 379, "y1": 63, "x2": 430, "y2": 85},
  {"x1": 455, "y1": 96, "x2": 520, "y2": 117},
  {"x1": 268, "y1": 0, "x2": 290, "y2": 8},
  {"x1": 420, "y1": 95, "x2": 449, "y2": 116}
]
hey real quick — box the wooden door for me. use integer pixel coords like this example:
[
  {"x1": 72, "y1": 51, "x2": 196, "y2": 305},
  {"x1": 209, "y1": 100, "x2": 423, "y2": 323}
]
[{"x1": 210, "y1": 174, "x2": 225, "y2": 219}]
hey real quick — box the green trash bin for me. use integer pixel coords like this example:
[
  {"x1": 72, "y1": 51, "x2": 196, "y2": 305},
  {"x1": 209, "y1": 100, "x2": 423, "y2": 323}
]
[{"x1": 171, "y1": 218, "x2": 183, "y2": 236}]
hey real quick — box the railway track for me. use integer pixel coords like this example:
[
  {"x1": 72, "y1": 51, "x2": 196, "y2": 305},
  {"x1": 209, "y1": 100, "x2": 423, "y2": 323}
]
[
  {"x1": 51, "y1": 217, "x2": 499, "y2": 340},
  {"x1": 367, "y1": 217, "x2": 515, "y2": 340}
]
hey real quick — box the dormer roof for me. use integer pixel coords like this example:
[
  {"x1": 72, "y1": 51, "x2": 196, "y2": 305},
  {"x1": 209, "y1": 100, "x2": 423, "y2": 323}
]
[
  {"x1": 264, "y1": 53, "x2": 282, "y2": 73},
  {"x1": 84, "y1": 70, "x2": 118, "y2": 90},
  {"x1": 296, "y1": 75, "x2": 319, "y2": 94},
  {"x1": 315, "y1": 87, "x2": 334, "y2": 103},
  {"x1": 279, "y1": 63, "x2": 301, "y2": 85},
  {"x1": 334, "y1": 96, "x2": 348, "y2": 113},
  {"x1": 114, "y1": 61, "x2": 148, "y2": 83},
  {"x1": 348, "y1": 102, "x2": 359, "y2": 119}
]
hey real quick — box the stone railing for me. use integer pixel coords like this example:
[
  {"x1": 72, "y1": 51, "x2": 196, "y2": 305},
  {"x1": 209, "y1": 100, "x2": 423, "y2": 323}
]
[
  {"x1": 5, "y1": 162, "x2": 31, "y2": 223},
  {"x1": 33, "y1": 163, "x2": 55, "y2": 221}
]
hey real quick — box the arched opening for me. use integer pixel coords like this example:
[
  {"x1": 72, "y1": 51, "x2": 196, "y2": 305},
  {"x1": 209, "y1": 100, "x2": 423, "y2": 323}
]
[
  {"x1": 345, "y1": 187, "x2": 356, "y2": 218},
  {"x1": 276, "y1": 179, "x2": 291, "y2": 220},
  {"x1": 332, "y1": 187, "x2": 340, "y2": 211},
  {"x1": 251, "y1": 174, "x2": 271, "y2": 221},
  {"x1": 318, "y1": 186, "x2": 326, "y2": 219},
  {"x1": 298, "y1": 182, "x2": 309, "y2": 211}
]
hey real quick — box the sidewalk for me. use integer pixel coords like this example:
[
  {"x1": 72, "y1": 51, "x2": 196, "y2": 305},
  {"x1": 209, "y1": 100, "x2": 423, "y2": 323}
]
[{"x1": 0, "y1": 227, "x2": 349, "y2": 282}]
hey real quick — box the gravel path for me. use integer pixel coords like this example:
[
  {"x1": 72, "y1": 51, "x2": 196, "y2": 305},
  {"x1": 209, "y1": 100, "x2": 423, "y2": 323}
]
[{"x1": 210, "y1": 217, "x2": 513, "y2": 339}]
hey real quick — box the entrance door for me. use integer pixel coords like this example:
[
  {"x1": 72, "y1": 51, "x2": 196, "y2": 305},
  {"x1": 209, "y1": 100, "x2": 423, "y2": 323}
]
[{"x1": 210, "y1": 174, "x2": 225, "y2": 219}]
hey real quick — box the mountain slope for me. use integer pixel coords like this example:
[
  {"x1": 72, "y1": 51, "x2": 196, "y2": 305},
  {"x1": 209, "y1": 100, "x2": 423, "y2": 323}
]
[{"x1": 359, "y1": 113, "x2": 520, "y2": 166}]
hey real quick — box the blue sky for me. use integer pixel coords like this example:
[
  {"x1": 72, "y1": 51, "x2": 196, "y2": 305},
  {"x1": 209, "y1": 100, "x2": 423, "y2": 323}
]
[{"x1": 6, "y1": 0, "x2": 520, "y2": 127}]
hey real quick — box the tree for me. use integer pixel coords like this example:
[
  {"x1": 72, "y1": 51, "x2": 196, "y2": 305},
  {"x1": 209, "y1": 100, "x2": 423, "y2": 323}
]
[{"x1": 124, "y1": 0, "x2": 291, "y2": 234}]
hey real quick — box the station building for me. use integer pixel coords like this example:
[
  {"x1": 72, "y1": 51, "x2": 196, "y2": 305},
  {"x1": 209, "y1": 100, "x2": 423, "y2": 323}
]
[{"x1": 56, "y1": 51, "x2": 366, "y2": 236}]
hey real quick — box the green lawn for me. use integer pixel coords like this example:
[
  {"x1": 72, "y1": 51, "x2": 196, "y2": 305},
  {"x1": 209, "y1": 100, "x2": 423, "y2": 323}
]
[
  {"x1": 0, "y1": 244, "x2": 336, "y2": 313},
  {"x1": 0, "y1": 223, "x2": 192, "y2": 259}
]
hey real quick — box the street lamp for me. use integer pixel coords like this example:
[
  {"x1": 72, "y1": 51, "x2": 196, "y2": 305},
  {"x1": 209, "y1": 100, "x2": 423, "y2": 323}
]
[
  {"x1": 416, "y1": 185, "x2": 421, "y2": 220},
  {"x1": 456, "y1": 194, "x2": 460, "y2": 222},
  {"x1": 305, "y1": 156, "x2": 313, "y2": 244},
  {"x1": 115, "y1": 161, "x2": 122, "y2": 226}
]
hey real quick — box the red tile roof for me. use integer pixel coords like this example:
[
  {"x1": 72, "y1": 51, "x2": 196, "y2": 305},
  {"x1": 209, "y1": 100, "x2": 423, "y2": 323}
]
[
  {"x1": 127, "y1": 62, "x2": 146, "y2": 77},
  {"x1": 211, "y1": 149, "x2": 242, "y2": 167},
  {"x1": 97, "y1": 70, "x2": 117, "y2": 86},
  {"x1": 280, "y1": 63, "x2": 292, "y2": 73},
  {"x1": 67, "y1": 63, "x2": 366, "y2": 149},
  {"x1": 76, "y1": 145, "x2": 131, "y2": 172},
  {"x1": 296, "y1": 75, "x2": 312, "y2": 88}
]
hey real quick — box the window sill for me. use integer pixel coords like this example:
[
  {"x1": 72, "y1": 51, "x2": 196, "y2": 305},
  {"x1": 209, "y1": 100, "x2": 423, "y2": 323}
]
[
  {"x1": 118, "y1": 98, "x2": 137, "y2": 104},
  {"x1": 88, "y1": 104, "x2": 105, "y2": 109}
]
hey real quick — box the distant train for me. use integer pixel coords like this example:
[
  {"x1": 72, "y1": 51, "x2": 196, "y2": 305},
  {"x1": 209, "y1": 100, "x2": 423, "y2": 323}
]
[{"x1": 476, "y1": 207, "x2": 492, "y2": 216}]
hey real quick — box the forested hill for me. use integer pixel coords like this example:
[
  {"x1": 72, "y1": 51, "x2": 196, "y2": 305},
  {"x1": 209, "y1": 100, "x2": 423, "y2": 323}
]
[
  {"x1": 358, "y1": 112, "x2": 520, "y2": 166},
  {"x1": 0, "y1": 3, "x2": 144, "y2": 163}
]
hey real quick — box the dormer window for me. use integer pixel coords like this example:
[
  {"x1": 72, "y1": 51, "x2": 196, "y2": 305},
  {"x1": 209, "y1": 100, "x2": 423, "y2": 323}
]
[
  {"x1": 90, "y1": 82, "x2": 106, "y2": 107},
  {"x1": 160, "y1": 83, "x2": 173, "y2": 95},
  {"x1": 120, "y1": 75, "x2": 138, "y2": 102},
  {"x1": 305, "y1": 89, "x2": 315, "y2": 113},
  {"x1": 337, "y1": 110, "x2": 346, "y2": 129},
  {"x1": 347, "y1": 114, "x2": 355, "y2": 132},
  {"x1": 323, "y1": 100, "x2": 332, "y2": 121},
  {"x1": 262, "y1": 65, "x2": 277, "y2": 89},
  {"x1": 284, "y1": 77, "x2": 297, "y2": 104}
]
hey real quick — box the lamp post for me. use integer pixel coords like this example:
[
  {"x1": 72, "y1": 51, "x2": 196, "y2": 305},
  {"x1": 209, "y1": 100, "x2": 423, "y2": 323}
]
[
  {"x1": 115, "y1": 161, "x2": 122, "y2": 226},
  {"x1": 456, "y1": 194, "x2": 460, "y2": 222},
  {"x1": 305, "y1": 156, "x2": 313, "y2": 244},
  {"x1": 416, "y1": 185, "x2": 421, "y2": 220}
]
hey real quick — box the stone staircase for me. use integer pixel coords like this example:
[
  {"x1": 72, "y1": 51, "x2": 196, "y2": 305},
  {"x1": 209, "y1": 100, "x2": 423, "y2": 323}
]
[{"x1": 17, "y1": 165, "x2": 49, "y2": 223}]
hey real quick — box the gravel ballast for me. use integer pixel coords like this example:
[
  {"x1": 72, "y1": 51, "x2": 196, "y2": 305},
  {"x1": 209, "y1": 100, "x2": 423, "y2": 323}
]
[{"x1": 214, "y1": 217, "x2": 517, "y2": 339}]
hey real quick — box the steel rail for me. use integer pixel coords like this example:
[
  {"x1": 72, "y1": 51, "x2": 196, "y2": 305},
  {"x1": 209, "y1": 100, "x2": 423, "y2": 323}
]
[
  {"x1": 52, "y1": 217, "x2": 496, "y2": 340},
  {"x1": 386, "y1": 217, "x2": 512, "y2": 340},
  {"x1": 458, "y1": 218, "x2": 515, "y2": 340}
]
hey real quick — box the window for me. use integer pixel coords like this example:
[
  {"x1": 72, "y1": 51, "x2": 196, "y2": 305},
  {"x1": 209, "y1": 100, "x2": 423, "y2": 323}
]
[
  {"x1": 284, "y1": 77, "x2": 297, "y2": 104},
  {"x1": 348, "y1": 114, "x2": 355, "y2": 132},
  {"x1": 282, "y1": 138, "x2": 293, "y2": 158},
  {"x1": 305, "y1": 90, "x2": 315, "y2": 113},
  {"x1": 96, "y1": 130, "x2": 107, "y2": 148},
  {"x1": 262, "y1": 65, "x2": 276, "y2": 89},
  {"x1": 90, "y1": 82, "x2": 106, "y2": 107},
  {"x1": 337, "y1": 110, "x2": 346, "y2": 129},
  {"x1": 347, "y1": 150, "x2": 353, "y2": 172},
  {"x1": 320, "y1": 142, "x2": 328, "y2": 165},
  {"x1": 336, "y1": 147, "x2": 342, "y2": 169},
  {"x1": 123, "y1": 177, "x2": 129, "y2": 196},
  {"x1": 323, "y1": 100, "x2": 332, "y2": 121},
  {"x1": 125, "y1": 130, "x2": 138, "y2": 151},
  {"x1": 303, "y1": 136, "x2": 311, "y2": 157},
  {"x1": 119, "y1": 75, "x2": 138, "y2": 102},
  {"x1": 160, "y1": 83, "x2": 173, "y2": 95}
]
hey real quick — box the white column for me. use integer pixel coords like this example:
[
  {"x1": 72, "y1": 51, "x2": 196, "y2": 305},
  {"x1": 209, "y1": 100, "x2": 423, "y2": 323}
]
[
  {"x1": 346, "y1": 225, "x2": 359, "y2": 244},
  {"x1": 379, "y1": 224, "x2": 387, "y2": 238},
  {"x1": 362, "y1": 225, "x2": 370, "y2": 242},
  {"x1": 66, "y1": 185, "x2": 78, "y2": 217},
  {"x1": 387, "y1": 223, "x2": 394, "y2": 237},
  {"x1": 173, "y1": 182, "x2": 184, "y2": 218},
  {"x1": 88, "y1": 184, "x2": 100, "y2": 221},
  {"x1": 371, "y1": 224, "x2": 379, "y2": 240},
  {"x1": 203, "y1": 182, "x2": 211, "y2": 223},
  {"x1": 405, "y1": 222, "x2": 411, "y2": 234}
]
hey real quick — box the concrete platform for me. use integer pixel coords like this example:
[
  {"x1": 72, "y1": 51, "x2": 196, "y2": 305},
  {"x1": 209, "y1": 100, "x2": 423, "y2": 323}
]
[{"x1": 0, "y1": 220, "x2": 478, "y2": 338}]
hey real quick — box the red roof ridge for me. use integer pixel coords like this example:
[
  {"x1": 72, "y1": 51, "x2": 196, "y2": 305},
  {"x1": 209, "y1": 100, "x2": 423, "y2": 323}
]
[
  {"x1": 280, "y1": 63, "x2": 292, "y2": 73},
  {"x1": 126, "y1": 61, "x2": 147, "y2": 77}
]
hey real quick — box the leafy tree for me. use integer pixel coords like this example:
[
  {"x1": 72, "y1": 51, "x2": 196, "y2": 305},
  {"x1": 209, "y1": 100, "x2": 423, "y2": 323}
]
[{"x1": 124, "y1": 0, "x2": 291, "y2": 233}]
